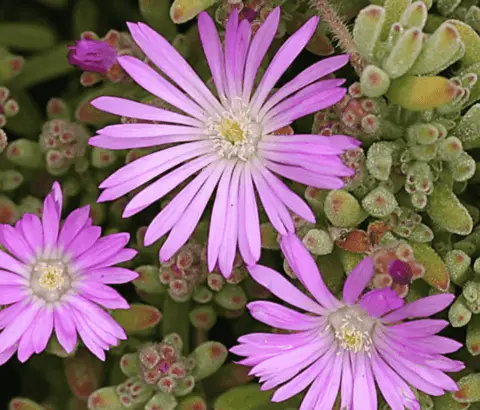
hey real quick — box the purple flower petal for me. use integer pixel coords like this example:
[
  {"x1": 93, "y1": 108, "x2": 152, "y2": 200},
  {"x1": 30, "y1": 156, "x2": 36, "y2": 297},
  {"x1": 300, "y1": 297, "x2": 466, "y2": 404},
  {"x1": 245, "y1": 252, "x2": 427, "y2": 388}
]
[
  {"x1": 122, "y1": 153, "x2": 217, "y2": 217},
  {"x1": 250, "y1": 15, "x2": 319, "y2": 113},
  {"x1": 382, "y1": 293, "x2": 455, "y2": 323},
  {"x1": 218, "y1": 164, "x2": 242, "y2": 276},
  {"x1": 146, "y1": 164, "x2": 219, "y2": 247},
  {"x1": 126, "y1": 23, "x2": 223, "y2": 115},
  {"x1": 353, "y1": 352, "x2": 377, "y2": 410},
  {"x1": 32, "y1": 306, "x2": 53, "y2": 353},
  {"x1": 280, "y1": 234, "x2": 341, "y2": 310},
  {"x1": 248, "y1": 264, "x2": 325, "y2": 315},
  {"x1": 118, "y1": 56, "x2": 206, "y2": 120},
  {"x1": 260, "y1": 54, "x2": 350, "y2": 117},
  {"x1": 343, "y1": 256, "x2": 375, "y2": 304},
  {"x1": 198, "y1": 12, "x2": 227, "y2": 101},
  {"x1": 54, "y1": 305, "x2": 78, "y2": 354},
  {"x1": 359, "y1": 288, "x2": 405, "y2": 317},
  {"x1": 160, "y1": 161, "x2": 225, "y2": 261},
  {"x1": 90, "y1": 96, "x2": 202, "y2": 127},
  {"x1": 207, "y1": 162, "x2": 235, "y2": 272}
]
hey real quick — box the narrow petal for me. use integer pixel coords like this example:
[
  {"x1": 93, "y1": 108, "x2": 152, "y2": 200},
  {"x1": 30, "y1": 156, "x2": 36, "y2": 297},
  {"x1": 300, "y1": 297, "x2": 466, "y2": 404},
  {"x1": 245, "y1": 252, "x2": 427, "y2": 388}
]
[
  {"x1": 261, "y1": 79, "x2": 346, "y2": 122},
  {"x1": 58, "y1": 206, "x2": 91, "y2": 251},
  {"x1": 247, "y1": 301, "x2": 323, "y2": 330},
  {"x1": 90, "y1": 96, "x2": 203, "y2": 127},
  {"x1": 117, "y1": 56, "x2": 206, "y2": 120},
  {"x1": 264, "y1": 160, "x2": 345, "y2": 190},
  {"x1": 313, "y1": 353, "x2": 343, "y2": 409},
  {"x1": 66, "y1": 296, "x2": 126, "y2": 340},
  {"x1": 259, "y1": 54, "x2": 350, "y2": 117},
  {"x1": 18, "y1": 214, "x2": 44, "y2": 256},
  {"x1": 0, "y1": 285, "x2": 26, "y2": 305},
  {"x1": 218, "y1": 163, "x2": 242, "y2": 276},
  {"x1": 299, "y1": 350, "x2": 337, "y2": 410},
  {"x1": 256, "y1": 165, "x2": 315, "y2": 223},
  {"x1": 353, "y1": 352, "x2": 377, "y2": 410},
  {"x1": 247, "y1": 264, "x2": 325, "y2": 315},
  {"x1": 42, "y1": 184, "x2": 63, "y2": 251},
  {"x1": 90, "y1": 134, "x2": 205, "y2": 150},
  {"x1": 207, "y1": 161, "x2": 235, "y2": 271},
  {"x1": 123, "y1": 154, "x2": 217, "y2": 217},
  {"x1": 340, "y1": 352, "x2": 354, "y2": 409},
  {"x1": 198, "y1": 12, "x2": 227, "y2": 101},
  {"x1": 238, "y1": 164, "x2": 261, "y2": 263},
  {"x1": 382, "y1": 293, "x2": 455, "y2": 323},
  {"x1": 233, "y1": 20, "x2": 252, "y2": 97},
  {"x1": 371, "y1": 350, "x2": 418, "y2": 410},
  {"x1": 17, "y1": 325, "x2": 35, "y2": 363},
  {"x1": 0, "y1": 249, "x2": 28, "y2": 277},
  {"x1": 0, "y1": 302, "x2": 40, "y2": 353},
  {"x1": 250, "y1": 15, "x2": 319, "y2": 113},
  {"x1": 260, "y1": 150, "x2": 354, "y2": 177},
  {"x1": 224, "y1": 8, "x2": 239, "y2": 101},
  {"x1": 98, "y1": 142, "x2": 214, "y2": 202},
  {"x1": 54, "y1": 304, "x2": 78, "y2": 353},
  {"x1": 160, "y1": 161, "x2": 225, "y2": 262},
  {"x1": 32, "y1": 306, "x2": 53, "y2": 353},
  {"x1": 280, "y1": 234, "x2": 341, "y2": 310},
  {"x1": 375, "y1": 340, "x2": 445, "y2": 395},
  {"x1": 251, "y1": 162, "x2": 294, "y2": 234},
  {"x1": 272, "y1": 344, "x2": 337, "y2": 402},
  {"x1": 69, "y1": 309, "x2": 106, "y2": 360},
  {"x1": 263, "y1": 88, "x2": 347, "y2": 134},
  {"x1": 237, "y1": 168, "x2": 256, "y2": 266},
  {"x1": 87, "y1": 267, "x2": 139, "y2": 284},
  {"x1": 64, "y1": 226, "x2": 101, "y2": 260},
  {"x1": 243, "y1": 7, "x2": 280, "y2": 100},
  {"x1": 127, "y1": 23, "x2": 223, "y2": 115},
  {"x1": 0, "y1": 224, "x2": 34, "y2": 263},
  {"x1": 145, "y1": 163, "x2": 217, "y2": 246},
  {"x1": 74, "y1": 233, "x2": 130, "y2": 271},
  {"x1": 97, "y1": 123, "x2": 202, "y2": 138},
  {"x1": 387, "y1": 319, "x2": 449, "y2": 338},
  {"x1": 343, "y1": 256, "x2": 375, "y2": 304},
  {"x1": 99, "y1": 140, "x2": 213, "y2": 189},
  {"x1": 0, "y1": 270, "x2": 26, "y2": 285}
]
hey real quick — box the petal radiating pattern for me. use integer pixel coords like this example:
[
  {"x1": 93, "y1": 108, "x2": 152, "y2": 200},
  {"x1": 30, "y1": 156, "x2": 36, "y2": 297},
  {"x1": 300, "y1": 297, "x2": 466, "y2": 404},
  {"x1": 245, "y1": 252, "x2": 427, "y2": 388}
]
[
  {"x1": 232, "y1": 251, "x2": 463, "y2": 409},
  {"x1": 89, "y1": 9, "x2": 355, "y2": 278},
  {"x1": 0, "y1": 182, "x2": 138, "y2": 363}
]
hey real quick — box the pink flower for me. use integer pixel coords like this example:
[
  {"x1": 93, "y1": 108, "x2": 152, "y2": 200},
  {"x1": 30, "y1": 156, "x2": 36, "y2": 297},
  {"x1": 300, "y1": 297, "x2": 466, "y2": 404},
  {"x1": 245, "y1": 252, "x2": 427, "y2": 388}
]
[
  {"x1": 89, "y1": 8, "x2": 358, "y2": 276},
  {"x1": 232, "y1": 234, "x2": 464, "y2": 409},
  {"x1": 0, "y1": 182, "x2": 138, "y2": 364}
]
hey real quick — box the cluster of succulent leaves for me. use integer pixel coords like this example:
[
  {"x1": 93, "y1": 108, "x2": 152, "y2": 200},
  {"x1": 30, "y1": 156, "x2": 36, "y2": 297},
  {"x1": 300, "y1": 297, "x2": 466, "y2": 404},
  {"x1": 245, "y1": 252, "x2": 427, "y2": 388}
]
[{"x1": 2, "y1": 0, "x2": 480, "y2": 409}]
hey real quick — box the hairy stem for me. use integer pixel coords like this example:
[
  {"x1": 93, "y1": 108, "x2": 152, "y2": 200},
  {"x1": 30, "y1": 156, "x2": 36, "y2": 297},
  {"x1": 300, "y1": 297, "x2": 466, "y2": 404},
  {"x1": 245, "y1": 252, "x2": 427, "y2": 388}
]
[{"x1": 312, "y1": 0, "x2": 367, "y2": 76}]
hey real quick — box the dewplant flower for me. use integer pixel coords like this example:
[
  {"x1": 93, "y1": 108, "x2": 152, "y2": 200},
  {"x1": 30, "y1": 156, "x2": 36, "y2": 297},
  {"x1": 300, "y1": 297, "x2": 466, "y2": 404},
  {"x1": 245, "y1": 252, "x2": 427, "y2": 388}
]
[
  {"x1": 232, "y1": 234, "x2": 464, "y2": 409},
  {"x1": 0, "y1": 182, "x2": 138, "y2": 364},
  {"x1": 89, "y1": 7, "x2": 358, "y2": 277}
]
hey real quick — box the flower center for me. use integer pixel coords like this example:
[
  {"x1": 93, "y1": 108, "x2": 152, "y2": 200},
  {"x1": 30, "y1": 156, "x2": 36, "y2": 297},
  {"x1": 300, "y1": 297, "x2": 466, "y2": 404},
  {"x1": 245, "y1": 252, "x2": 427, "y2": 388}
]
[
  {"x1": 39, "y1": 265, "x2": 65, "y2": 290},
  {"x1": 218, "y1": 119, "x2": 245, "y2": 144},
  {"x1": 205, "y1": 106, "x2": 262, "y2": 161},
  {"x1": 30, "y1": 260, "x2": 71, "y2": 302},
  {"x1": 328, "y1": 306, "x2": 376, "y2": 354}
]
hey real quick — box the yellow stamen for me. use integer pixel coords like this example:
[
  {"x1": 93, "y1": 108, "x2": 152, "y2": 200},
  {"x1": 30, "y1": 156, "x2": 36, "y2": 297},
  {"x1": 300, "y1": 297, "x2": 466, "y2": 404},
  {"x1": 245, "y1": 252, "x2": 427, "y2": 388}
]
[
  {"x1": 218, "y1": 119, "x2": 245, "y2": 144},
  {"x1": 38, "y1": 265, "x2": 65, "y2": 290}
]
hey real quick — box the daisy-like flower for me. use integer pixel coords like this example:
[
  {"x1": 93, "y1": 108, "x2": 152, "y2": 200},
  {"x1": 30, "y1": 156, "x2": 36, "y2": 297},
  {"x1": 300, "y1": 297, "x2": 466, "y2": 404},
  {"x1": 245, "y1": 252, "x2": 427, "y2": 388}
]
[
  {"x1": 232, "y1": 234, "x2": 464, "y2": 409},
  {"x1": 0, "y1": 182, "x2": 138, "y2": 364},
  {"x1": 88, "y1": 7, "x2": 359, "y2": 276}
]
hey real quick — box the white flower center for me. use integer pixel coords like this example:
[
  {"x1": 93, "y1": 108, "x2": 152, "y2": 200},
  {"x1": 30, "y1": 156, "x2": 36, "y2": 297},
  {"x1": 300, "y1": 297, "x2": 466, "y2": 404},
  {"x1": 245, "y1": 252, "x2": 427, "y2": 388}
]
[
  {"x1": 30, "y1": 260, "x2": 72, "y2": 303},
  {"x1": 328, "y1": 306, "x2": 376, "y2": 354},
  {"x1": 205, "y1": 104, "x2": 262, "y2": 161}
]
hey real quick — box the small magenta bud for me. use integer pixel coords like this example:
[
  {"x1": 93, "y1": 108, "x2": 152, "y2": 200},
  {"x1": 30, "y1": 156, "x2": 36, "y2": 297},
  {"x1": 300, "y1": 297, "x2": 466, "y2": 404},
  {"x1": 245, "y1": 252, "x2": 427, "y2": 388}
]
[
  {"x1": 67, "y1": 39, "x2": 117, "y2": 73},
  {"x1": 388, "y1": 259, "x2": 414, "y2": 285}
]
